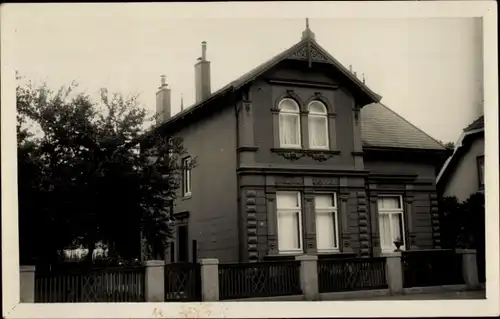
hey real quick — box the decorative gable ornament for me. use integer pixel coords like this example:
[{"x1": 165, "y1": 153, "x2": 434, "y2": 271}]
[
  {"x1": 288, "y1": 19, "x2": 330, "y2": 66},
  {"x1": 289, "y1": 44, "x2": 329, "y2": 63}
]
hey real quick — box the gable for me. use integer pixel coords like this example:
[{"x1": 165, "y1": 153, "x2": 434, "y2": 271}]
[
  {"x1": 149, "y1": 26, "x2": 446, "y2": 155},
  {"x1": 230, "y1": 39, "x2": 381, "y2": 105}
]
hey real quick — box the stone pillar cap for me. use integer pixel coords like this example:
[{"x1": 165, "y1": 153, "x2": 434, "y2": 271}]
[
  {"x1": 20, "y1": 265, "x2": 36, "y2": 272},
  {"x1": 295, "y1": 255, "x2": 318, "y2": 261},
  {"x1": 199, "y1": 258, "x2": 219, "y2": 265},
  {"x1": 382, "y1": 251, "x2": 402, "y2": 257},
  {"x1": 456, "y1": 249, "x2": 477, "y2": 254},
  {"x1": 144, "y1": 260, "x2": 164, "y2": 267}
]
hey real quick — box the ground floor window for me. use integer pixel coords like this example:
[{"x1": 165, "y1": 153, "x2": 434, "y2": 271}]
[
  {"x1": 276, "y1": 191, "x2": 303, "y2": 253},
  {"x1": 377, "y1": 195, "x2": 405, "y2": 253},
  {"x1": 314, "y1": 193, "x2": 340, "y2": 252}
]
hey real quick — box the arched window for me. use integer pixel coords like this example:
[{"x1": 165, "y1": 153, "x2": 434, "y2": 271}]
[
  {"x1": 308, "y1": 101, "x2": 329, "y2": 149},
  {"x1": 278, "y1": 98, "x2": 301, "y2": 148}
]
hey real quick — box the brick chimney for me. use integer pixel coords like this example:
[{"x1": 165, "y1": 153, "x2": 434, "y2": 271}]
[
  {"x1": 195, "y1": 41, "x2": 211, "y2": 103},
  {"x1": 156, "y1": 75, "x2": 171, "y2": 126}
]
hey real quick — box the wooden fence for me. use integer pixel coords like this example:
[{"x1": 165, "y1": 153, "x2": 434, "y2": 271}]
[
  {"x1": 35, "y1": 266, "x2": 145, "y2": 302},
  {"x1": 218, "y1": 260, "x2": 302, "y2": 300},
  {"x1": 317, "y1": 257, "x2": 387, "y2": 293}
]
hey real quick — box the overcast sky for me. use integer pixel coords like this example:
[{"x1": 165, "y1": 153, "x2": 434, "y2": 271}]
[{"x1": 8, "y1": 4, "x2": 484, "y2": 143}]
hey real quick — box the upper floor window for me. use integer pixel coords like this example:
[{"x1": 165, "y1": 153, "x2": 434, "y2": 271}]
[
  {"x1": 377, "y1": 195, "x2": 405, "y2": 253},
  {"x1": 477, "y1": 155, "x2": 484, "y2": 188},
  {"x1": 278, "y1": 98, "x2": 301, "y2": 148},
  {"x1": 308, "y1": 101, "x2": 329, "y2": 149},
  {"x1": 182, "y1": 156, "x2": 192, "y2": 197}
]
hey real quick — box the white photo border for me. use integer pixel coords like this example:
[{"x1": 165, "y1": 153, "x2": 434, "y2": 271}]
[{"x1": 2, "y1": 1, "x2": 498, "y2": 318}]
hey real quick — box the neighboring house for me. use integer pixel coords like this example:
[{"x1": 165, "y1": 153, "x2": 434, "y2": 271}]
[
  {"x1": 436, "y1": 116, "x2": 485, "y2": 202},
  {"x1": 143, "y1": 22, "x2": 449, "y2": 263}
]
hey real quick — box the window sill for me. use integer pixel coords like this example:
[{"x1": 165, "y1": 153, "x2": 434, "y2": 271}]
[
  {"x1": 182, "y1": 193, "x2": 192, "y2": 200},
  {"x1": 271, "y1": 148, "x2": 341, "y2": 162},
  {"x1": 317, "y1": 250, "x2": 341, "y2": 254}
]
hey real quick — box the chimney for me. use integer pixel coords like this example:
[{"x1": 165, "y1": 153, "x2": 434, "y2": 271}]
[
  {"x1": 195, "y1": 41, "x2": 211, "y2": 103},
  {"x1": 156, "y1": 75, "x2": 171, "y2": 126}
]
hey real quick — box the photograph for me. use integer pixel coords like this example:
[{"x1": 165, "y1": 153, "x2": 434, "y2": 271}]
[{"x1": 1, "y1": 2, "x2": 498, "y2": 318}]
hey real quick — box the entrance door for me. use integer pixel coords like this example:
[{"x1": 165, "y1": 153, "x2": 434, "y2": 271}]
[{"x1": 177, "y1": 225, "x2": 189, "y2": 263}]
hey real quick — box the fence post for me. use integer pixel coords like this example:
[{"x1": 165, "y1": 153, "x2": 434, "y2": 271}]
[
  {"x1": 20, "y1": 265, "x2": 36, "y2": 303},
  {"x1": 144, "y1": 260, "x2": 165, "y2": 302},
  {"x1": 199, "y1": 258, "x2": 219, "y2": 301},
  {"x1": 296, "y1": 255, "x2": 319, "y2": 301},
  {"x1": 384, "y1": 252, "x2": 403, "y2": 295},
  {"x1": 457, "y1": 249, "x2": 480, "y2": 289}
]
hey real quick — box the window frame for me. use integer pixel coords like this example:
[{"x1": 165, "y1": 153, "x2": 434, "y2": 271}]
[
  {"x1": 278, "y1": 98, "x2": 302, "y2": 149},
  {"x1": 307, "y1": 100, "x2": 330, "y2": 150},
  {"x1": 377, "y1": 195, "x2": 406, "y2": 253},
  {"x1": 314, "y1": 193, "x2": 340, "y2": 253},
  {"x1": 182, "y1": 156, "x2": 192, "y2": 197},
  {"x1": 477, "y1": 155, "x2": 485, "y2": 189},
  {"x1": 276, "y1": 191, "x2": 304, "y2": 254}
]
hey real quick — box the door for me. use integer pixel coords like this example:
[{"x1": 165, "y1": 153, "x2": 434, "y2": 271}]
[{"x1": 177, "y1": 225, "x2": 189, "y2": 263}]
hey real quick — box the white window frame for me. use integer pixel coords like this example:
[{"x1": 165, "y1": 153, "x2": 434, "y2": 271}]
[
  {"x1": 182, "y1": 156, "x2": 192, "y2": 197},
  {"x1": 314, "y1": 193, "x2": 340, "y2": 253},
  {"x1": 276, "y1": 191, "x2": 303, "y2": 254},
  {"x1": 377, "y1": 195, "x2": 406, "y2": 253},
  {"x1": 307, "y1": 100, "x2": 329, "y2": 150},
  {"x1": 278, "y1": 98, "x2": 302, "y2": 149}
]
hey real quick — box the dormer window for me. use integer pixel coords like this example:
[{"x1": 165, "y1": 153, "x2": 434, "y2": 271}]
[
  {"x1": 278, "y1": 98, "x2": 301, "y2": 148},
  {"x1": 308, "y1": 100, "x2": 329, "y2": 149}
]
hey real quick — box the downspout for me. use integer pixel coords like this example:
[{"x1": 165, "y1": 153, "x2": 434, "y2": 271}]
[{"x1": 233, "y1": 89, "x2": 243, "y2": 262}]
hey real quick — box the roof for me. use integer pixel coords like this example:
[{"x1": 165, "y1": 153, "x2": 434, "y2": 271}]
[
  {"x1": 149, "y1": 22, "x2": 446, "y2": 152},
  {"x1": 464, "y1": 116, "x2": 484, "y2": 132},
  {"x1": 153, "y1": 25, "x2": 382, "y2": 134},
  {"x1": 436, "y1": 115, "x2": 485, "y2": 184},
  {"x1": 361, "y1": 103, "x2": 446, "y2": 150}
]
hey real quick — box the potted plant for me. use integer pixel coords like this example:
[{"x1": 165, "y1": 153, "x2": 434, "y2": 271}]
[{"x1": 393, "y1": 237, "x2": 404, "y2": 252}]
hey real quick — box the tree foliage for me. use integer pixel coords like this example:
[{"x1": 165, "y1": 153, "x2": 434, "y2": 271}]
[
  {"x1": 439, "y1": 192, "x2": 485, "y2": 250},
  {"x1": 438, "y1": 140, "x2": 455, "y2": 150},
  {"x1": 17, "y1": 77, "x2": 194, "y2": 265}
]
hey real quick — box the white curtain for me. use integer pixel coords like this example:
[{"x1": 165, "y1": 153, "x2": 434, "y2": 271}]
[
  {"x1": 309, "y1": 116, "x2": 328, "y2": 148},
  {"x1": 379, "y1": 213, "x2": 392, "y2": 251},
  {"x1": 277, "y1": 211, "x2": 300, "y2": 251},
  {"x1": 314, "y1": 194, "x2": 334, "y2": 208},
  {"x1": 316, "y1": 211, "x2": 337, "y2": 250},
  {"x1": 277, "y1": 192, "x2": 299, "y2": 208},
  {"x1": 379, "y1": 197, "x2": 400, "y2": 209},
  {"x1": 279, "y1": 114, "x2": 299, "y2": 146}
]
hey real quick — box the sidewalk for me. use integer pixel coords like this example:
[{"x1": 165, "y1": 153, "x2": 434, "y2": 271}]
[{"x1": 349, "y1": 289, "x2": 486, "y2": 300}]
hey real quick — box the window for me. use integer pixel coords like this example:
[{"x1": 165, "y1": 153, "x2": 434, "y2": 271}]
[
  {"x1": 276, "y1": 191, "x2": 303, "y2": 253},
  {"x1": 314, "y1": 194, "x2": 339, "y2": 252},
  {"x1": 278, "y1": 98, "x2": 301, "y2": 148},
  {"x1": 377, "y1": 196, "x2": 405, "y2": 253},
  {"x1": 477, "y1": 155, "x2": 484, "y2": 188},
  {"x1": 182, "y1": 157, "x2": 192, "y2": 196},
  {"x1": 308, "y1": 101, "x2": 329, "y2": 149}
]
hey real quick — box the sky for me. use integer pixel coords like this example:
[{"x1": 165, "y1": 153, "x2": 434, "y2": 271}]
[{"x1": 7, "y1": 4, "x2": 484, "y2": 144}]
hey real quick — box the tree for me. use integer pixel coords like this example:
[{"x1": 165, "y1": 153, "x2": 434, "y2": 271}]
[
  {"x1": 438, "y1": 192, "x2": 485, "y2": 250},
  {"x1": 17, "y1": 77, "x2": 195, "y2": 265},
  {"x1": 438, "y1": 140, "x2": 455, "y2": 150}
]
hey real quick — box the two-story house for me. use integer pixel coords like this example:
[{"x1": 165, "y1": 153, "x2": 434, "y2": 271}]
[{"x1": 145, "y1": 22, "x2": 449, "y2": 264}]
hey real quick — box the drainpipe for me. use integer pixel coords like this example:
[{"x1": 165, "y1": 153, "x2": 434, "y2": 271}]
[{"x1": 233, "y1": 89, "x2": 243, "y2": 262}]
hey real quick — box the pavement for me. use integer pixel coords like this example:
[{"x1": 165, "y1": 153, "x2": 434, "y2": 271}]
[{"x1": 347, "y1": 289, "x2": 486, "y2": 300}]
